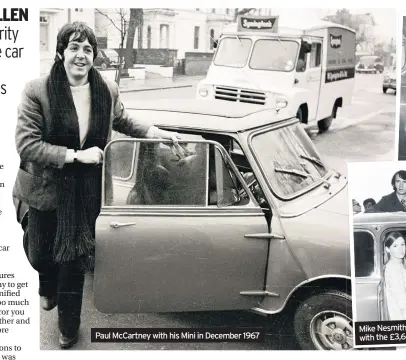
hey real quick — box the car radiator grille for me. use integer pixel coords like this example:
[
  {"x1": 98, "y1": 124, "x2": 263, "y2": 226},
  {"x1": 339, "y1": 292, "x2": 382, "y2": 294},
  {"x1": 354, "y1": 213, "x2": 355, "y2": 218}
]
[{"x1": 214, "y1": 86, "x2": 266, "y2": 105}]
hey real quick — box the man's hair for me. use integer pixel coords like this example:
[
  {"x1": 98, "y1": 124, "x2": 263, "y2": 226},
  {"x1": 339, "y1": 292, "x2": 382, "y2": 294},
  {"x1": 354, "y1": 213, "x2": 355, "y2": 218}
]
[
  {"x1": 391, "y1": 170, "x2": 406, "y2": 190},
  {"x1": 55, "y1": 21, "x2": 98, "y2": 62},
  {"x1": 363, "y1": 198, "x2": 376, "y2": 207}
]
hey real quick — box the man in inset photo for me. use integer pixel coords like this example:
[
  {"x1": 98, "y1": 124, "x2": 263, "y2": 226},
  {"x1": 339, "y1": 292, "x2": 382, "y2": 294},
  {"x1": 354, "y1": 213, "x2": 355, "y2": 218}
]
[
  {"x1": 366, "y1": 170, "x2": 406, "y2": 212},
  {"x1": 363, "y1": 198, "x2": 376, "y2": 211}
]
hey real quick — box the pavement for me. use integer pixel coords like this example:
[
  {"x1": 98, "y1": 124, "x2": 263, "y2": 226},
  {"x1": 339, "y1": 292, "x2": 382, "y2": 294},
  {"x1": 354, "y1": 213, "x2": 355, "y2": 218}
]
[{"x1": 118, "y1": 73, "x2": 205, "y2": 93}]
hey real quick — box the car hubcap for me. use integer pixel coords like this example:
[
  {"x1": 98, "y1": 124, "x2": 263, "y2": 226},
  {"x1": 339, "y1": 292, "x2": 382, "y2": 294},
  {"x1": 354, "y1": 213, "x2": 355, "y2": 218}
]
[{"x1": 310, "y1": 310, "x2": 353, "y2": 350}]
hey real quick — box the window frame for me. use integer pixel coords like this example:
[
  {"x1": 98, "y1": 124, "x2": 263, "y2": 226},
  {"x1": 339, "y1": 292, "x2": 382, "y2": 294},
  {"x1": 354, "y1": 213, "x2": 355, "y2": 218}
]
[{"x1": 309, "y1": 42, "x2": 322, "y2": 68}]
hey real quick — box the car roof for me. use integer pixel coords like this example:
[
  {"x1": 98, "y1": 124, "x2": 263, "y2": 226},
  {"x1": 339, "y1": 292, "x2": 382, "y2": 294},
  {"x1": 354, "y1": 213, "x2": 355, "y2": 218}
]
[
  {"x1": 353, "y1": 212, "x2": 406, "y2": 225},
  {"x1": 126, "y1": 99, "x2": 292, "y2": 132}
]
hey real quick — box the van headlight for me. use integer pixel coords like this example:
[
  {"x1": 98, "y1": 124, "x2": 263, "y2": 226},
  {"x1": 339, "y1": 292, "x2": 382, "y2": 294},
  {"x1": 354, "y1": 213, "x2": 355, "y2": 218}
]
[
  {"x1": 266, "y1": 92, "x2": 289, "y2": 109},
  {"x1": 275, "y1": 97, "x2": 288, "y2": 109},
  {"x1": 198, "y1": 87, "x2": 209, "y2": 97}
]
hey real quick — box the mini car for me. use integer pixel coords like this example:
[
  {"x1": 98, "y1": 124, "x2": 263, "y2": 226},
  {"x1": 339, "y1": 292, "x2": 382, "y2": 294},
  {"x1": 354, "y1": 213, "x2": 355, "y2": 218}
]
[
  {"x1": 15, "y1": 100, "x2": 352, "y2": 350},
  {"x1": 382, "y1": 67, "x2": 396, "y2": 94},
  {"x1": 94, "y1": 49, "x2": 124, "y2": 70},
  {"x1": 353, "y1": 212, "x2": 406, "y2": 323}
]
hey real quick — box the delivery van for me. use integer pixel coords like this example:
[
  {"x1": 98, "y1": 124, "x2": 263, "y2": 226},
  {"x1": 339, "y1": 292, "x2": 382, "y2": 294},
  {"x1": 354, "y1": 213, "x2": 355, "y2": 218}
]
[{"x1": 196, "y1": 15, "x2": 356, "y2": 132}]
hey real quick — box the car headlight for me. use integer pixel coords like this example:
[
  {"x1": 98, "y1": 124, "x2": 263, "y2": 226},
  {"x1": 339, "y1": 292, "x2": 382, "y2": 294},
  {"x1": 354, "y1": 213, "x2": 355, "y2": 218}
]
[{"x1": 199, "y1": 87, "x2": 209, "y2": 97}]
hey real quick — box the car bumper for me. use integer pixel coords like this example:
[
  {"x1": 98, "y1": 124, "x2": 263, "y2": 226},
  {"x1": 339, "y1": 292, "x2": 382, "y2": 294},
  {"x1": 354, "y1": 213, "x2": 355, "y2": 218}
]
[{"x1": 356, "y1": 68, "x2": 376, "y2": 73}]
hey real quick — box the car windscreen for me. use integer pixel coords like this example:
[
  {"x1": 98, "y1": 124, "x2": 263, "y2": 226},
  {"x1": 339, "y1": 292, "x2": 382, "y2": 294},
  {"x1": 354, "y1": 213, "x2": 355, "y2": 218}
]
[
  {"x1": 359, "y1": 57, "x2": 378, "y2": 65},
  {"x1": 251, "y1": 122, "x2": 329, "y2": 198},
  {"x1": 214, "y1": 37, "x2": 252, "y2": 68},
  {"x1": 249, "y1": 39, "x2": 299, "y2": 72}
]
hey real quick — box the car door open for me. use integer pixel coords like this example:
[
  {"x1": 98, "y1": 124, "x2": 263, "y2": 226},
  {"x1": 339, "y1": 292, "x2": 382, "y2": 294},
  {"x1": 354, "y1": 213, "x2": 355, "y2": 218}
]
[{"x1": 93, "y1": 138, "x2": 270, "y2": 313}]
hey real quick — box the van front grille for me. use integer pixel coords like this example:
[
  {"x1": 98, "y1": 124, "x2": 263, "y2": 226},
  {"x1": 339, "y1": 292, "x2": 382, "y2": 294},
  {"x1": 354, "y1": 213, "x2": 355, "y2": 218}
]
[{"x1": 214, "y1": 86, "x2": 266, "y2": 105}]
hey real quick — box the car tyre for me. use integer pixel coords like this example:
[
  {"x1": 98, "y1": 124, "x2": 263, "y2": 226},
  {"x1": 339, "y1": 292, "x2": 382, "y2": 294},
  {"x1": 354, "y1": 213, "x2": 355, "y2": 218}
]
[
  {"x1": 383, "y1": 87, "x2": 388, "y2": 93},
  {"x1": 294, "y1": 290, "x2": 353, "y2": 350},
  {"x1": 101, "y1": 62, "x2": 108, "y2": 70}
]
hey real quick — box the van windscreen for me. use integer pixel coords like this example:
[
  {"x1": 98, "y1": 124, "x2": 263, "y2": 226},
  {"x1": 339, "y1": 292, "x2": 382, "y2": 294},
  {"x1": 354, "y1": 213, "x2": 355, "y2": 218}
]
[
  {"x1": 250, "y1": 39, "x2": 299, "y2": 72},
  {"x1": 214, "y1": 37, "x2": 252, "y2": 68}
]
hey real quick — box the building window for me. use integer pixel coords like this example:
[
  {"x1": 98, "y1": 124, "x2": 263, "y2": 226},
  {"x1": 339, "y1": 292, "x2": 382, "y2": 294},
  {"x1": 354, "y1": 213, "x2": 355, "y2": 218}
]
[
  {"x1": 74, "y1": 8, "x2": 83, "y2": 12},
  {"x1": 196, "y1": 8, "x2": 199, "y2": 11},
  {"x1": 210, "y1": 29, "x2": 215, "y2": 50},
  {"x1": 194, "y1": 26, "x2": 200, "y2": 50},
  {"x1": 226, "y1": 8, "x2": 229, "y2": 15},
  {"x1": 212, "y1": 9, "x2": 216, "y2": 14},
  {"x1": 147, "y1": 26, "x2": 151, "y2": 49},
  {"x1": 160, "y1": 24, "x2": 169, "y2": 48}
]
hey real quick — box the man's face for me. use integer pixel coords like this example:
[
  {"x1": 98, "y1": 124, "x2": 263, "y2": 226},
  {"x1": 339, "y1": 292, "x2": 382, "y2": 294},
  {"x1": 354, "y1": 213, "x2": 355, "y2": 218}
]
[
  {"x1": 63, "y1": 34, "x2": 93, "y2": 82},
  {"x1": 365, "y1": 202, "x2": 374, "y2": 210},
  {"x1": 353, "y1": 200, "x2": 361, "y2": 213},
  {"x1": 394, "y1": 174, "x2": 406, "y2": 196}
]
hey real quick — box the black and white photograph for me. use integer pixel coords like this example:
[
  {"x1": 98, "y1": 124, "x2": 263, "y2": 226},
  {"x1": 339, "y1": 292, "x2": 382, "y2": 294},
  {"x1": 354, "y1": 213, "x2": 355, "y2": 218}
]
[
  {"x1": 12, "y1": 7, "x2": 397, "y2": 352},
  {"x1": 399, "y1": 16, "x2": 406, "y2": 161},
  {"x1": 350, "y1": 162, "x2": 406, "y2": 348}
]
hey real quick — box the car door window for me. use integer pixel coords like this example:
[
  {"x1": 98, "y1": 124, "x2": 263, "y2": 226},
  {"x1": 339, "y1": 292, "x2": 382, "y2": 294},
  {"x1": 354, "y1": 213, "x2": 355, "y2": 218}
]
[
  {"x1": 354, "y1": 231, "x2": 375, "y2": 278},
  {"x1": 104, "y1": 138, "x2": 209, "y2": 207},
  {"x1": 103, "y1": 137, "x2": 257, "y2": 208}
]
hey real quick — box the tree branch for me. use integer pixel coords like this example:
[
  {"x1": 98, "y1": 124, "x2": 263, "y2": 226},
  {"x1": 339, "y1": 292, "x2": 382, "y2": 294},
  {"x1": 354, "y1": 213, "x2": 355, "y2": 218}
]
[{"x1": 95, "y1": 8, "x2": 122, "y2": 34}]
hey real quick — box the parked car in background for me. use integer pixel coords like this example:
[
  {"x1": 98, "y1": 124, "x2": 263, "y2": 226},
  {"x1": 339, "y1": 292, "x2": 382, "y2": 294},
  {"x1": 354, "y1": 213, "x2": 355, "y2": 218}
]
[
  {"x1": 382, "y1": 64, "x2": 396, "y2": 94},
  {"x1": 94, "y1": 49, "x2": 124, "y2": 70},
  {"x1": 15, "y1": 99, "x2": 352, "y2": 350},
  {"x1": 356, "y1": 56, "x2": 384, "y2": 74}
]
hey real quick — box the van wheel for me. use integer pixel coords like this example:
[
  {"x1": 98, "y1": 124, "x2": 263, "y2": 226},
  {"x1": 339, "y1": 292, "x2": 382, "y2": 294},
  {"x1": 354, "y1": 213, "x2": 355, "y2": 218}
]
[{"x1": 294, "y1": 290, "x2": 353, "y2": 350}]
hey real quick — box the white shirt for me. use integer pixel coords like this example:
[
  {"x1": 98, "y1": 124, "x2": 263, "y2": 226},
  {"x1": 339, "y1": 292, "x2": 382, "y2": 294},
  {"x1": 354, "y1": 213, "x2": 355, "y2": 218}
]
[
  {"x1": 385, "y1": 260, "x2": 406, "y2": 320},
  {"x1": 70, "y1": 83, "x2": 91, "y2": 148}
]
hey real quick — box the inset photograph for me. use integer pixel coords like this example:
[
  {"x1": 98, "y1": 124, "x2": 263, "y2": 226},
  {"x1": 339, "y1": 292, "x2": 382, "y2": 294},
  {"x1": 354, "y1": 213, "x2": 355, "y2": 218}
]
[{"x1": 350, "y1": 162, "x2": 406, "y2": 348}]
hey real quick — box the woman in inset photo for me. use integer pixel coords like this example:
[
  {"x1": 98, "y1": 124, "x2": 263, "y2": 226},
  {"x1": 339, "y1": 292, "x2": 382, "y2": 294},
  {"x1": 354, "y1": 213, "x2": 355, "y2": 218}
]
[{"x1": 384, "y1": 231, "x2": 406, "y2": 320}]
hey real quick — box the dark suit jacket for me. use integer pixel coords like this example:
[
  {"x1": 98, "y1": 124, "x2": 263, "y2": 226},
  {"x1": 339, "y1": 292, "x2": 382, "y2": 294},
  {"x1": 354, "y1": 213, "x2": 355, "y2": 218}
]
[
  {"x1": 13, "y1": 74, "x2": 152, "y2": 211},
  {"x1": 367, "y1": 192, "x2": 406, "y2": 213}
]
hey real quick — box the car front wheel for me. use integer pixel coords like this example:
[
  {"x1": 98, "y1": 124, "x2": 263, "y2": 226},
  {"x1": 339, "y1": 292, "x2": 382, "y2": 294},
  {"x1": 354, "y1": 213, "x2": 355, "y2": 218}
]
[
  {"x1": 294, "y1": 290, "x2": 353, "y2": 350},
  {"x1": 383, "y1": 87, "x2": 388, "y2": 93}
]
